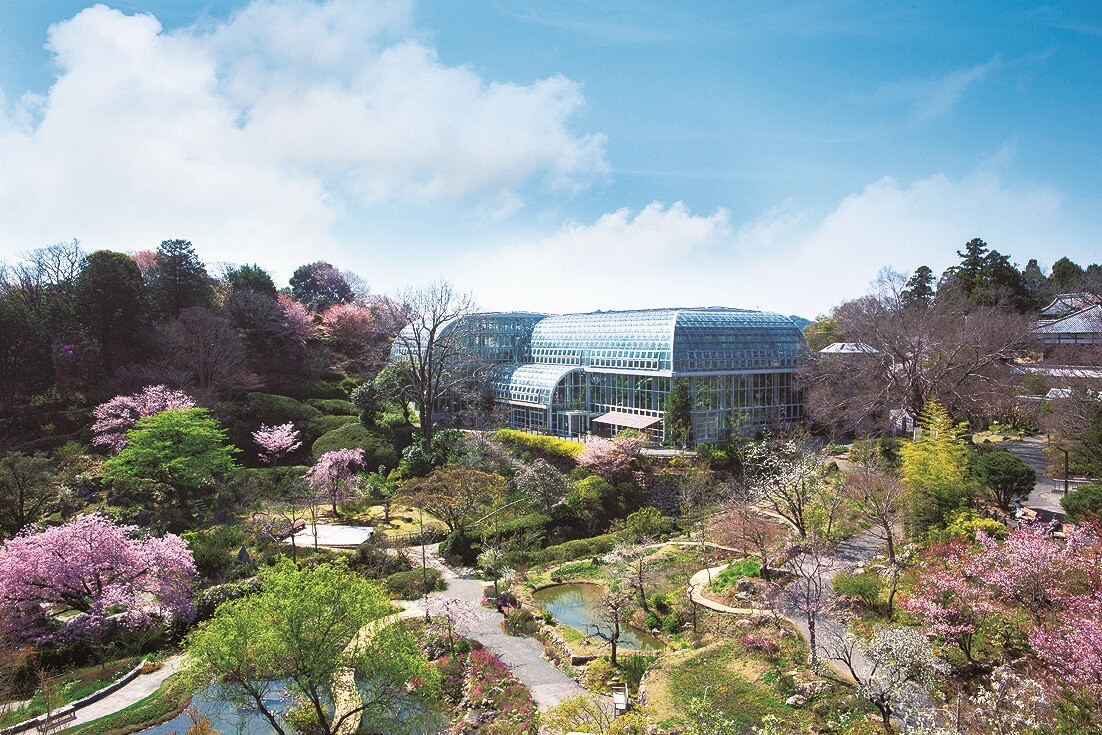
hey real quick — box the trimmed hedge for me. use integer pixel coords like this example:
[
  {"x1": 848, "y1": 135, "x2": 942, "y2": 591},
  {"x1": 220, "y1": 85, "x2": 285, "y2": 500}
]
[
  {"x1": 306, "y1": 415, "x2": 357, "y2": 437},
  {"x1": 246, "y1": 392, "x2": 322, "y2": 427},
  {"x1": 311, "y1": 423, "x2": 399, "y2": 470},
  {"x1": 305, "y1": 398, "x2": 356, "y2": 416},
  {"x1": 385, "y1": 568, "x2": 445, "y2": 599},
  {"x1": 530, "y1": 530, "x2": 625, "y2": 565},
  {"x1": 491, "y1": 429, "x2": 583, "y2": 460}
]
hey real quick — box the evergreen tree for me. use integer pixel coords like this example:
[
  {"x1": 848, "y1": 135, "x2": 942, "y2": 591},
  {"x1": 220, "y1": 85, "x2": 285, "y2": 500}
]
[
  {"x1": 74, "y1": 250, "x2": 148, "y2": 374},
  {"x1": 664, "y1": 377, "x2": 693, "y2": 446},
  {"x1": 900, "y1": 399, "x2": 975, "y2": 537},
  {"x1": 226, "y1": 263, "x2": 277, "y2": 298},
  {"x1": 148, "y1": 239, "x2": 213, "y2": 319},
  {"x1": 1049, "y1": 256, "x2": 1086, "y2": 292},
  {"x1": 902, "y1": 265, "x2": 936, "y2": 307},
  {"x1": 289, "y1": 261, "x2": 354, "y2": 311}
]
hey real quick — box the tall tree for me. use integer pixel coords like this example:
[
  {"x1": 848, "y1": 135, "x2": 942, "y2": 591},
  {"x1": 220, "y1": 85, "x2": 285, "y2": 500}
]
[
  {"x1": 148, "y1": 239, "x2": 213, "y2": 319},
  {"x1": 901, "y1": 265, "x2": 935, "y2": 308},
  {"x1": 185, "y1": 559, "x2": 437, "y2": 735},
  {"x1": 743, "y1": 433, "x2": 822, "y2": 538},
  {"x1": 900, "y1": 399, "x2": 974, "y2": 537},
  {"x1": 802, "y1": 269, "x2": 1032, "y2": 435},
  {"x1": 664, "y1": 377, "x2": 693, "y2": 447},
  {"x1": 1049, "y1": 256, "x2": 1086, "y2": 292},
  {"x1": 289, "y1": 261, "x2": 354, "y2": 311},
  {"x1": 225, "y1": 263, "x2": 277, "y2": 299},
  {"x1": 162, "y1": 307, "x2": 260, "y2": 397},
  {"x1": 382, "y1": 280, "x2": 477, "y2": 451},
  {"x1": 0, "y1": 453, "x2": 57, "y2": 541},
  {"x1": 102, "y1": 408, "x2": 239, "y2": 529},
  {"x1": 0, "y1": 295, "x2": 53, "y2": 408},
  {"x1": 74, "y1": 250, "x2": 148, "y2": 374}
]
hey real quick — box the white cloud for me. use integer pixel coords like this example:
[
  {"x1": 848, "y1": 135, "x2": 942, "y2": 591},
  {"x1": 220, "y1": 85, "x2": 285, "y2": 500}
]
[
  {"x1": 857, "y1": 56, "x2": 1002, "y2": 122},
  {"x1": 0, "y1": 1, "x2": 608, "y2": 271},
  {"x1": 458, "y1": 171, "x2": 1091, "y2": 319}
]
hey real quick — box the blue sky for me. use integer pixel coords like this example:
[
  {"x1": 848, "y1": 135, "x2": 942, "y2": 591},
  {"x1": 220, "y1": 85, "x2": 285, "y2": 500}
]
[{"x1": 1, "y1": 1, "x2": 1099, "y2": 317}]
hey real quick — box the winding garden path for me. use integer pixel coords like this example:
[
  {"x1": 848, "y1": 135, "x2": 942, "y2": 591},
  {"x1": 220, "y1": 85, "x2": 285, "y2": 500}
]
[
  {"x1": 67, "y1": 656, "x2": 185, "y2": 727},
  {"x1": 405, "y1": 543, "x2": 587, "y2": 710}
]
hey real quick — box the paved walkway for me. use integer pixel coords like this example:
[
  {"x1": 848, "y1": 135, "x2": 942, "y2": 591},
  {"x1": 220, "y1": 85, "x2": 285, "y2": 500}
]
[
  {"x1": 69, "y1": 657, "x2": 185, "y2": 727},
  {"x1": 407, "y1": 544, "x2": 586, "y2": 710},
  {"x1": 1002, "y1": 438, "x2": 1079, "y2": 513}
]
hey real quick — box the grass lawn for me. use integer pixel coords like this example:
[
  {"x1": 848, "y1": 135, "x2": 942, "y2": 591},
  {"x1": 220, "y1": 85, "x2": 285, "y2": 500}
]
[{"x1": 335, "y1": 502, "x2": 448, "y2": 536}]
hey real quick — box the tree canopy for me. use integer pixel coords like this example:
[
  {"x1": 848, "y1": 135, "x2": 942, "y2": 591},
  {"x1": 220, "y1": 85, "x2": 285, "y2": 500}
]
[{"x1": 185, "y1": 559, "x2": 436, "y2": 735}]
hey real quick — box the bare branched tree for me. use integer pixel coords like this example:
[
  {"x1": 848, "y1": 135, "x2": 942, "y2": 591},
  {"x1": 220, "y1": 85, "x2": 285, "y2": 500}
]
[
  {"x1": 802, "y1": 269, "x2": 1034, "y2": 437},
  {"x1": 381, "y1": 280, "x2": 477, "y2": 451},
  {"x1": 844, "y1": 467, "x2": 909, "y2": 564},
  {"x1": 744, "y1": 433, "x2": 823, "y2": 538}
]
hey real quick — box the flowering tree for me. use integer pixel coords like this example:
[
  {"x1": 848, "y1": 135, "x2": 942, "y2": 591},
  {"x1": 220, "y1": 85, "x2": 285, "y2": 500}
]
[
  {"x1": 277, "y1": 294, "x2": 316, "y2": 347},
  {"x1": 824, "y1": 625, "x2": 946, "y2": 734},
  {"x1": 0, "y1": 515, "x2": 196, "y2": 643},
  {"x1": 744, "y1": 433, "x2": 822, "y2": 538},
  {"x1": 578, "y1": 434, "x2": 644, "y2": 480},
  {"x1": 91, "y1": 384, "x2": 195, "y2": 452},
  {"x1": 305, "y1": 448, "x2": 365, "y2": 515},
  {"x1": 252, "y1": 422, "x2": 302, "y2": 466},
  {"x1": 900, "y1": 542, "x2": 996, "y2": 662},
  {"x1": 320, "y1": 303, "x2": 377, "y2": 348}
]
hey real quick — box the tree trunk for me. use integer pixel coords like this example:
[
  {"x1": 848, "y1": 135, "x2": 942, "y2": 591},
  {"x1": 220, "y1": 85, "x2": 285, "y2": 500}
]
[
  {"x1": 884, "y1": 525, "x2": 896, "y2": 565},
  {"x1": 419, "y1": 405, "x2": 432, "y2": 452}
]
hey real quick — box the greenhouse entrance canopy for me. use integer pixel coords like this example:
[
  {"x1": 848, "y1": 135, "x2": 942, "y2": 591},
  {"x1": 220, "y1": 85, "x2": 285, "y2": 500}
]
[{"x1": 592, "y1": 412, "x2": 661, "y2": 430}]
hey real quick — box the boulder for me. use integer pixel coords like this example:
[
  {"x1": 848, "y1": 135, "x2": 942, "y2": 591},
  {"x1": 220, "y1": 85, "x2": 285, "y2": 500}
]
[{"x1": 785, "y1": 694, "x2": 807, "y2": 707}]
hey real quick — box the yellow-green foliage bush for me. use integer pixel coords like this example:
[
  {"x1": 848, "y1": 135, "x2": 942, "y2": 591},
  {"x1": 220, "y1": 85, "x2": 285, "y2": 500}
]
[
  {"x1": 492, "y1": 429, "x2": 584, "y2": 460},
  {"x1": 927, "y1": 509, "x2": 1009, "y2": 543}
]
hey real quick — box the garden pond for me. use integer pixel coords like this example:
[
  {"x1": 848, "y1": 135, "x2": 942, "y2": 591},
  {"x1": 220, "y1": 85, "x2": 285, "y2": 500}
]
[{"x1": 531, "y1": 583, "x2": 664, "y2": 651}]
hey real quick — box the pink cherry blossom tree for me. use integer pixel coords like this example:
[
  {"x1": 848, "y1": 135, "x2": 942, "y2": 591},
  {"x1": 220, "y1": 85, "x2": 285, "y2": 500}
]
[
  {"x1": 91, "y1": 384, "x2": 195, "y2": 453},
  {"x1": 578, "y1": 434, "x2": 645, "y2": 480},
  {"x1": 0, "y1": 515, "x2": 196, "y2": 643},
  {"x1": 252, "y1": 422, "x2": 302, "y2": 466},
  {"x1": 277, "y1": 293, "x2": 316, "y2": 347},
  {"x1": 305, "y1": 448, "x2": 365, "y2": 515},
  {"x1": 900, "y1": 543, "x2": 996, "y2": 663}
]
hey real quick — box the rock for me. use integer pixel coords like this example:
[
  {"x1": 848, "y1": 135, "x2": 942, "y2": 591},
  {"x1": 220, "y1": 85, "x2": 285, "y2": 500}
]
[
  {"x1": 462, "y1": 709, "x2": 482, "y2": 726},
  {"x1": 736, "y1": 578, "x2": 755, "y2": 592},
  {"x1": 785, "y1": 694, "x2": 807, "y2": 707},
  {"x1": 796, "y1": 680, "x2": 833, "y2": 697}
]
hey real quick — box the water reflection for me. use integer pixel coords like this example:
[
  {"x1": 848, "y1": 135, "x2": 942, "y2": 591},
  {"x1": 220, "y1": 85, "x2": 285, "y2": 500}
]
[{"x1": 531, "y1": 583, "x2": 664, "y2": 651}]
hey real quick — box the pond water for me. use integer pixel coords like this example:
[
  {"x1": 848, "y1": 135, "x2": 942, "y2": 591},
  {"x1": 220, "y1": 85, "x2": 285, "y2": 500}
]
[
  {"x1": 135, "y1": 684, "x2": 287, "y2": 735},
  {"x1": 531, "y1": 583, "x2": 664, "y2": 651},
  {"x1": 135, "y1": 682, "x2": 442, "y2": 735}
]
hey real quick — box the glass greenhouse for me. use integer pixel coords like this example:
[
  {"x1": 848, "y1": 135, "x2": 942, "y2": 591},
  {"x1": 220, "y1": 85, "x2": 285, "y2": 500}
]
[{"x1": 393, "y1": 307, "x2": 808, "y2": 444}]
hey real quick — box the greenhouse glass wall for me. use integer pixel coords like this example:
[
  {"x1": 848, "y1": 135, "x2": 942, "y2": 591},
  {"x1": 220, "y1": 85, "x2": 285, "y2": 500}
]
[{"x1": 393, "y1": 307, "x2": 808, "y2": 444}]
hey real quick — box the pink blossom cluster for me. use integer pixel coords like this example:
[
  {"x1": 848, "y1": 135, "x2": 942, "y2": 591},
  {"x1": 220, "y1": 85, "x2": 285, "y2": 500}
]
[
  {"x1": 305, "y1": 448, "x2": 365, "y2": 509},
  {"x1": 578, "y1": 434, "x2": 645, "y2": 479},
  {"x1": 252, "y1": 422, "x2": 302, "y2": 465},
  {"x1": 903, "y1": 526, "x2": 1102, "y2": 696},
  {"x1": 278, "y1": 294, "x2": 316, "y2": 346},
  {"x1": 91, "y1": 384, "x2": 195, "y2": 452},
  {"x1": 320, "y1": 303, "x2": 378, "y2": 346},
  {"x1": 0, "y1": 515, "x2": 197, "y2": 643}
]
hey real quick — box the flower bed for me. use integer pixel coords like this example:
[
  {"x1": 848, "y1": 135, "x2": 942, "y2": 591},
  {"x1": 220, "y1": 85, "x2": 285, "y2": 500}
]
[{"x1": 456, "y1": 649, "x2": 537, "y2": 735}]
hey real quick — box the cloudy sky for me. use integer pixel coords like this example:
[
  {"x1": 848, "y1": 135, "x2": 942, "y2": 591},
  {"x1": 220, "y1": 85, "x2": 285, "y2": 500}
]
[{"x1": 1, "y1": 1, "x2": 1100, "y2": 318}]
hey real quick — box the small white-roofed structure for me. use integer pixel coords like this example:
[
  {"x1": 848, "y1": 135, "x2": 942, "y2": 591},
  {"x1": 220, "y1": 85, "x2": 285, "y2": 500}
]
[{"x1": 819, "y1": 342, "x2": 879, "y2": 354}]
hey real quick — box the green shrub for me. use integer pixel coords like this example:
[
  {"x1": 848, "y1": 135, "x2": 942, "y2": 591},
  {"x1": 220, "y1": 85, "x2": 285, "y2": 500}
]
[
  {"x1": 624, "y1": 506, "x2": 672, "y2": 541},
  {"x1": 276, "y1": 378, "x2": 349, "y2": 400},
  {"x1": 194, "y1": 578, "x2": 262, "y2": 620},
  {"x1": 385, "y1": 568, "x2": 445, "y2": 599},
  {"x1": 305, "y1": 398, "x2": 356, "y2": 416},
  {"x1": 307, "y1": 414, "x2": 358, "y2": 438},
  {"x1": 1061, "y1": 484, "x2": 1102, "y2": 525},
  {"x1": 246, "y1": 392, "x2": 322, "y2": 427},
  {"x1": 927, "y1": 509, "x2": 1009, "y2": 543},
  {"x1": 832, "y1": 572, "x2": 883, "y2": 610},
  {"x1": 619, "y1": 655, "x2": 656, "y2": 690},
  {"x1": 502, "y1": 607, "x2": 539, "y2": 636},
  {"x1": 531, "y1": 531, "x2": 625, "y2": 565},
  {"x1": 491, "y1": 429, "x2": 584, "y2": 460},
  {"x1": 708, "y1": 559, "x2": 761, "y2": 593},
  {"x1": 311, "y1": 423, "x2": 399, "y2": 470},
  {"x1": 181, "y1": 525, "x2": 246, "y2": 583}
]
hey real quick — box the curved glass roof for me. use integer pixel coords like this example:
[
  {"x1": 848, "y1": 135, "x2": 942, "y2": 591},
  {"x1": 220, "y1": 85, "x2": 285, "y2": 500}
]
[
  {"x1": 486, "y1": 362, "x2": 583, "y2": 406},
  {"x1": 390, "y1": 312, "x2": 546, "y2": 364},
  {"x1": 530, "y1": 308, "x2": 806, "y2": 375}
]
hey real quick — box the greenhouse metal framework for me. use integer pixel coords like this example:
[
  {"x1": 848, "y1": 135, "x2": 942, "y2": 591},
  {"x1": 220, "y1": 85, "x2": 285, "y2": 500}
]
[{"x1": 391, "y1": 307, "x2": 808, "y2": 444}]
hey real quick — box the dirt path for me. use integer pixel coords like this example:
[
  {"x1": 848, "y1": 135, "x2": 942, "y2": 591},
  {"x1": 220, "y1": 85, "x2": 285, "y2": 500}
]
[{"x1": 407, "y1": 544, "x2": 587, "y2": 711}]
